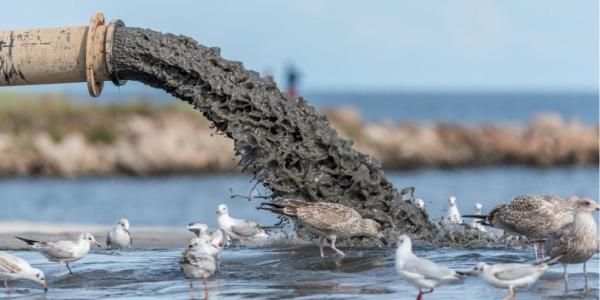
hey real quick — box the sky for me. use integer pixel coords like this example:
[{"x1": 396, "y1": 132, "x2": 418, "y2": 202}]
[{"x1": 1, "y1": 0, "x2": 598, "y2": 93}]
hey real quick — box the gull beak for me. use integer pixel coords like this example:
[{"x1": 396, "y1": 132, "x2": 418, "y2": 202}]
[
  {"x1": 378, "y1": 234, "x2": 389, "y2": 246},
  {"x1": 95, "y1": 241, "x2": 102, "y2": 247}
]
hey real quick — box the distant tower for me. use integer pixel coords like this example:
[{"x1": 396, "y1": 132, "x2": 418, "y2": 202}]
[{"x1": 286, "y1": 63, "x2": 300, "y2": 99}]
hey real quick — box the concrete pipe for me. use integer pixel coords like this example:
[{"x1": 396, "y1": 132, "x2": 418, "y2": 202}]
[{"x1": 0, "y1": 12, "x2": 125, "y2": 97}]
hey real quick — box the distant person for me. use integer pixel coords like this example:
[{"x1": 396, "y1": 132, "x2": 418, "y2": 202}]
[{"x1": 286, "y1": 63, "x2": 300, "y2": 99}]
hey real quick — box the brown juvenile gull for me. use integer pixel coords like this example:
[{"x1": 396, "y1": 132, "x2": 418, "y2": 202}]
[
  {"x1": 544, "y1": 197, "x2": 599, "y2": 294},
  {"x1": 259, "y1": 199, "x2": 388, "y2": 257},
  {"x1": 463, "y1": 194, "x2": 576, "y2": 261}
]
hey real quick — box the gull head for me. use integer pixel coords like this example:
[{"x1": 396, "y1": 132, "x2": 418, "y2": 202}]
[
  {"x1": 395, "y1": 234, "x2": 413, "y2": 254},
  {"x1": 449, "y1": 196, "x2": 457, "y2": 206},
  {"x1": 475, "y1": 203, "x2": 482, "y2": 210},
  {"x1": 469, "y1": 262, "x2": 490, "y2": 275},
  {"x1": 119, "y1": 218, "x2": 130, "y2": 230},
  {"x1": 30, "y1": 268, "x2": 47, "y2": 292},
  {"x1": 187, "y1": 236, "x2": 210, "y2": 250},
  {"x1": 186, "y1": 222, "x2": 210, "y2": 237},
  {"x1": 573, "y1": 197, "x2": 600, "y2": 213},
  {"x1": 363, "y1": 219, "x2": 388, "y2": 246},
  {"x1": 80, "y1": 233, "x2": 102, "y2": 247},
  {"x1": 415, "y1": 199, "x2": 425, "y2": 209},
  {"x1": 217, "y1": 204, "x2": 229, "y2": 216}
]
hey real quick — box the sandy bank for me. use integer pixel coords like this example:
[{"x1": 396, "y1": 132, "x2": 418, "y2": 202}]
[{"x1": 0, "y1": 222, "x2": 192, "y2": 250}]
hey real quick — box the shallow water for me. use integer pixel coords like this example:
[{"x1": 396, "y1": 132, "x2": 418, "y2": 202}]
[
  {"x1": 0, "y1": 167, "x2": 596, "y2": 228},
  {"x1": 1, "y1": 246, "x2": 598, "y2": 299}
]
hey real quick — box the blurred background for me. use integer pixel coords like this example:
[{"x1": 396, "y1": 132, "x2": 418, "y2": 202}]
[{"x1": 0, "y1": 1, "x2": 597, "y2": 228}]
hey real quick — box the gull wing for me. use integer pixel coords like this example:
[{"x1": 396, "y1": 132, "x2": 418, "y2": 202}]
[
  {"x1": 39, "y1": 241, "x2": 76, "y2": 259},
  {"x1": 106, "y1": 232, "x2": 112, "y2": 248},
  {"x1": 0, "y1": 253, "x2": 22, "y2": 274},
  {"x1": 402, "y1": 256, "x2": 458, "y2": 281},
  {"x1": 124, "y1": 228, "x2": 133, "y2": 246},
  {"x1": 230, "y1": 220, "x2": 261, "y2": 237},
  {"x1": 494, "y1": 264, "x2": 540, "y2": 281},
  {"x1": 295, "y1": 202, "x2": 363, "y2": 231},
  {"x1": 180, "y1": 250, "x2": 216, "y2": 272}
]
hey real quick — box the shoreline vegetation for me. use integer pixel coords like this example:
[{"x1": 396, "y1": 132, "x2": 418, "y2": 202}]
[{"x1": 0, "y1": 94, "x2": 597, "y2": 177}]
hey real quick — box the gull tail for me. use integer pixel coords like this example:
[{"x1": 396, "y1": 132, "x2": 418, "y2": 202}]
[
  {"x1": 258, "y1": 202, "x2": 297, "y2": 217},
  {"x1": 15, "y1": 236, "x2": 41, "y2": 246},
  {"x1": 462, "y1": 215, "x2": 487, "y2": 219}
]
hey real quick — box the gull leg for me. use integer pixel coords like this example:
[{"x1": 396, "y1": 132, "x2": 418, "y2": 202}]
[
  {"x1": 416, "y1": 289, "x2": 423, "y2": 300},
  {"x1": 4, "y1": 280, "x2": 11, "y2": 293},
  {"x1": 582, "y1": 262, "x2": 591, "y2": 293},
  {"x1": 501, "y1": 287, "x2": 515, "y2": 300},
  {"x1": 189, "y1": 281, "x2": 196, "y2": 299},
  {"x1": 58, "y1": 262, "x2": 62, "y2": 274},
  {"x1": 66, "y1": 262, "x2": 74, "y2": 274},
  {"x1": 330, "y1": 237, "x2": 345, "y2": 257},
  {"x1": 563, "y1": 264, "x2": 569, "y2": 294},
  {"x1": 203, "y1": 277, "x2": 209, "y2": 300},
  {"x1": 319, "y1": 237, "x2": 325, "y2": 258},
  {"x1": 533, "y1": 243, "x2": 540, "y2": 263},
  {"x1": 539, "y1": 243, "x2": 545, "y2": 260}
]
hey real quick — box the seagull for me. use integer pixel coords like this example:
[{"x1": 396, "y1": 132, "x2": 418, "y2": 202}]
[
  {"x1": 186, "y1": 222, "x2": 227, "y2": 257},
  {"x1": 469, "y1": 203, "x2": 486, "y2": 232},
  {"x1": 415, "y1": 199, "x2": 425, "y2": 211},
  {"x1": 180, "y1": 236, "x2": 217, "y2": 299},
  {"x1": 216, "y1": 204, "x2": 269, "y2": 243},
  {"x1": 395, "y1": 234, "x2": 463, "y2": 300},
  {"x1": 16, "y1": 233, "x2": 101, "y2": 274},
  {"x1": 400, "y1": 187, "x2": 416, "y2": 202},
  {"x1": 463, "y1": 194, "x2": 577, "y2": 261},
  {"x1": 259, "y1": 199, "x2": 388, "y2": 257},
  {"x1": 468, "y1": 256, "x2": 561, "y2": 300},
  {"x1": 443, "y1": 196, "x2": 462, "y2": 224},
  {"x1": 106, "y1": 218, "x2": 132, "y2": 250},
  {"x1": 544, "y1": 197, "x2": 599, "y2": 294},
  {"x1": 0, "y1": 251, "x2": 47, "y2": 292}
]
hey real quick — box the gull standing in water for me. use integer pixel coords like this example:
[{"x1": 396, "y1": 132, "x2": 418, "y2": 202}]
[
  {"x1": 469, "y1": 256, "x2": 561, "y2": 300},
  {"x1": 0, "y1": 252, "x2": 47, "y2": 292},
  {"x1": 463, "y1": 194, "x2": 577, "y2": 261},
  {"x1": 186, "y1": 222, "x2": 227, "y2": 257},
  {"x1": 217, "y1": 204, "x2": 269, "y2": 243},
  {"x1": 106, "y1": 218, "x2": 132, "y2": 250},
  {"x1": 544, "y1": 197, "x2": 599, "y2": 294},
  {"x1": 180, "y1": 235, "x2": 217, "y2": 299},
  {"x1": 16, "y1": 233, "x2": 101, "y2": 274},
  {"x1": 259, "y1": 199, "x2": 388, "y2": 257},
  {"x1": 395, "y1": 235, "x2": 463, "y2": 300}
]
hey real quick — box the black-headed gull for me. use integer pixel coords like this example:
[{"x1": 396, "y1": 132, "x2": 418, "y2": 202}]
[
  {"x1": 16, "y1": 233, "x2": 101, "y2": 274},
  {"x1": 217, "y1": 204, "x2": 268, "y2": 243},
  {"x1": 0, "y1": 251, "x2": 47, "y2": 292},
  {"x1": 180, "y1": 235, "x2": 217, "y2": 299},
  {"x1": 395, "y1": 234, "x2": 462, "y2": 300},
  {"x1": 106, "y1": 218, "x2": 132, "y2": 250}
]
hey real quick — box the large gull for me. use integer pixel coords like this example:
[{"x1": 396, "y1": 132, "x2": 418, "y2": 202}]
[
  {"x1": 106, "y1": 218, "x2": 132, "y2": 250},
  {"x1": 463, "y1": 194, "x2": 577, "y2": 261},
  {"x1": 442, "y1": 196, "x2": 463, "y2": 225},
  {"x1": 468, "y1": 256, "x2": 561, "y2": 300},
  {"x1": 395, "y1": 234, "x2": 463, "y2": 300},
  {"x1": 16, "y1": 233, "x2": 101, "y2": 274},
  {"x1": 0, "y1": 251, "x2": 47, "y2": 292},
  {"x1": 259, "y1": 199, "x2": 388, "y2": 257},
  {"x1": 544, "y1": 197, "x2": 599, "y2": 294}
]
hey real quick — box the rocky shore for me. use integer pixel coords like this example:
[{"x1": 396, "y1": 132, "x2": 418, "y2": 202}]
[{"x1": 0, "y1": 96, "x2": 596, "y2": 177}]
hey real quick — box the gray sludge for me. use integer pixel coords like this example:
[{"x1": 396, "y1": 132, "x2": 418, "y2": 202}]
[{"x1": 110, "y1": 27, "x2": 436, "y2": 245}]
